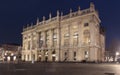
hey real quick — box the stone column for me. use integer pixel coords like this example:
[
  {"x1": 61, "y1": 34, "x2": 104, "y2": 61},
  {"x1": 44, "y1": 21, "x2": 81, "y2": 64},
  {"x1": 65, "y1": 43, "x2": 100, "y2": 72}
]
[
  {"x1": 48, "y1": 49, "x2": 52, "y2": 61},
  {"x1": 41, "y1": 49, "x2": 45, "y2": 61},
  {"x1": 89, "y1": 20, "x2": 97, "y2": 62},
  {"x1": 40, "y1": 31, "x2": 46, "y2": 61},
  {"x1": 56, "y1": 28, "x2": 60, "y2": 61},
  {"x1": 78, "y1": 21, "x2": 82, "y2": 61},
  {"x1": 42, "y1": 31, "x2": 46, "y2": 47},
  {"x1": 50, "y1": 29, "x2": 53, "y2": 47},
  {"x1": 68, "y1": 24, "x2": 73, "y2": 61},
  {"x1": 30, "y1": 34, "x2": 33, "y2": 61},
  {"x1": 36, "y1": 32, "x2": 39, "y2": 49}
]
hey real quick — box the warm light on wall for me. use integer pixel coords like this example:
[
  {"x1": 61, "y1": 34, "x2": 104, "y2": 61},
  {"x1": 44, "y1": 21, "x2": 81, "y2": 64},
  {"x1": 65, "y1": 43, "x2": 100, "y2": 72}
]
[{"x1": 116, "y1": 52, "x2": 119, "y2": 56}]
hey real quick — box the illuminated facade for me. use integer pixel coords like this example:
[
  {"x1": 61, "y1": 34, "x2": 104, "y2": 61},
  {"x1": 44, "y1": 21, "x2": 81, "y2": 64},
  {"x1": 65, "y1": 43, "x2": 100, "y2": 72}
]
[
  {"x1": 0, "y1": 44, "x2": 21, "y2": 62},
  {"x1": 22, "y1": 3, "x2": 105, "y2": 62}
]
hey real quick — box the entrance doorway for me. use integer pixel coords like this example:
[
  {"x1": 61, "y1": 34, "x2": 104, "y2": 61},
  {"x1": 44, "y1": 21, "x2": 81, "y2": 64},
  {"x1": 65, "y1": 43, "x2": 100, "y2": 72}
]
[
  {"x1": 38, "y1": 57, "x2": 41, "y2": 62},
  {"x1": 52, "y1": 56, "x2": 56, "y2": 62}
]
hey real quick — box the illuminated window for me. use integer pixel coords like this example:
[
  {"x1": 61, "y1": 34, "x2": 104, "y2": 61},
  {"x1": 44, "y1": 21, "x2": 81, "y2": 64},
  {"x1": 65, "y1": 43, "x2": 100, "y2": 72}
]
[
  {"x1": 83, "y1": 30, "x2": 90, "y2": 44},
  {"x1": 7, "y1": 56, "x2": 10, "y2": 61},
  {"x1": 73, "y1": 32, "x2": 78, "y2": 46},
  {"x1": 46, "y1": 31, "x2": 50, "y2": 47},
  {"x1": 53, "y1": 33, "x2": 57, "y2": 47},
  {"x1": 13, "y1": 56, "x2": 16, "y2": 61},
  {"x1": 39, "y1": 32, "x2": 43, "y2": 48},
  {"x1": 64, "y1": 33, "x2": 69, "y2": 46}
]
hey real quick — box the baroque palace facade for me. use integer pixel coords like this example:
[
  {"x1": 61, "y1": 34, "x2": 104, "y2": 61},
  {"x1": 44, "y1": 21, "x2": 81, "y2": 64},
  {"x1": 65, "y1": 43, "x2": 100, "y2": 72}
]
[{"x1": 22, "y1": 3, "x2": 105, "y2": 62}]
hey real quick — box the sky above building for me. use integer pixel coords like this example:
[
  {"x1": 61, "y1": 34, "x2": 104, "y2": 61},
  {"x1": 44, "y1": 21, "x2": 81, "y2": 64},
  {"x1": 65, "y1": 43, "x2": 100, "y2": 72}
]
[{"x1": 0, "y1": 0, "x2": 120, "y2": 48}]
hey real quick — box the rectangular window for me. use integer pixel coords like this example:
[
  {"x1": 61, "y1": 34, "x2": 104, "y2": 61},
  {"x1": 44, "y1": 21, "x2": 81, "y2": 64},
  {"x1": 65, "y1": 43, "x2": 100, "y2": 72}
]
[
  {"x1": 46, "y1": 31, "x2": 50, "y2": 47},
  {"x1": 73, "y1": 52, "x2": 76, "y2": 60},
  {"x1": 84, "y1": 23, "x2": 89, "y2": 27},
  {"x1": 85, "y1": 51, "x2": 88, "y2": 59},
  {"x1": 28, "y1": 41, "x2": 30, "y2": 50},
  {"x1": 64, "y1": 39, "x2": 69, "y2": 46},
  {"x1": 39, "y1": 32, "x2": 43, "y2": 48},
  {"x1": 32, "y1": 40, "x2": 36, "y2": 49},
  {"x1": 64, "y1": 33, "x2": 69, "y2": 46},
  {"x1": 53, "y1": 33, "x2": 57, "y2": 47},
  {"x1": 73, "y1": 32, "x2": 78, "y2": 46}
]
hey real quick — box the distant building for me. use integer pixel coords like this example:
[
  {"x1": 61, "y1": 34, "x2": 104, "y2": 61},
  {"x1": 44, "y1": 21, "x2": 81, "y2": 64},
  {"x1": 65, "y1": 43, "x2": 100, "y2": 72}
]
[
  {"x1": 105, "y1": 51, "x2": 115, "y2": 62},
  {"x1": 22, "y1": 3, "x2": 105, "y2": 62},
  {"x1": 0, "y1": 43, "x2": 21, "y2": 62},
  {"x1": 0, "y1": 48, "x2": 4, "y2": 61}
]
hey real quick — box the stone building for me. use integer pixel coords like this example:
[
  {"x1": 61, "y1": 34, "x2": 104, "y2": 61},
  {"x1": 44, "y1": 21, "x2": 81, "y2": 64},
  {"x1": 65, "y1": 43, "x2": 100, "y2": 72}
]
[
  {"x1": 0, "y1": 43, "x2": 21, "y2": 62},
  {"x1": 22, "y1": 3, "x2": 105, "y2": 62}
]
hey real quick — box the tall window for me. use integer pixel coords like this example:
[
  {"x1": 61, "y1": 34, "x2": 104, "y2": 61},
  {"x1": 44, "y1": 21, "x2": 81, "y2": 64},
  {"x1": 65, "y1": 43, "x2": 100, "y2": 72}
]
[
  {"x1": 85, "y1": 51, "x2": 88, "y2": 59},
  {"x1": 73, "y1": 32, "x2": 78, "y2": 46},
  {"x1": 83, "y1": 30, "x2": 90, "y2": 44},
  {"x1": 28, "y1": 41, "x2": 30, "y2": 50},
  {"x1": 46, "y1": 31, "x2": 50, "y2": 47},
  {"x1": 32, "y1": 39, "x2": 36, "y2": 49},
  {"x1": 53, "y1": 29, "x2": 57, "y2": 47},
  {"x1": 39, "y1": 32, "x2": 43, "y2": 48},
  {"x1": 64, "y1": 52, "x2": 67, "y2": 61},
  {"x1": 64, "y1": 33, "x2": 69, "y2": 46}
]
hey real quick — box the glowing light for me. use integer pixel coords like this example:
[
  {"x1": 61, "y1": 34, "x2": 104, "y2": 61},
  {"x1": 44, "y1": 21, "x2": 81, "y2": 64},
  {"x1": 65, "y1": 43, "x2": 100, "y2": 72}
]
[
  {"x1": 7, "y1": 56, "x2": 10, "y2": 61},
  {"x1": 11, "y1": 53, "x2": 14, "y2": 56},
  {"x1": 116, "y1": 52, "x2": 119, "y2": 56},
  {"x1": 13, "y1": 56, "x2": 16, "y2": 61}
]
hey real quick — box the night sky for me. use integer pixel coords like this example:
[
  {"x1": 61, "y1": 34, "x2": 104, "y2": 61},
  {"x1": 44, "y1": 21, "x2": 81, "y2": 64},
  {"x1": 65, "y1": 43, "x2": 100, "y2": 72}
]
[{"x1": 0, "y1": 0, "x2": 120, "y2": 48}]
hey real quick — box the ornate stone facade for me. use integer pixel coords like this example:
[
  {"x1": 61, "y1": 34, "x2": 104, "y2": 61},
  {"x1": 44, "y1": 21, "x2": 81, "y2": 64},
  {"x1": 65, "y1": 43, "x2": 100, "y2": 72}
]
[{"x1": 22, "y1": 3, "x2": 105, "y2": 62}]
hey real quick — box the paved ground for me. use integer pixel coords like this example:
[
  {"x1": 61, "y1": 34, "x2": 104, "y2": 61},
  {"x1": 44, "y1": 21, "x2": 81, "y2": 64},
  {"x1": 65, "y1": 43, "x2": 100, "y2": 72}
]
[{"x1": 0, "y1": 63, "x2": 120, "y2": 75}]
